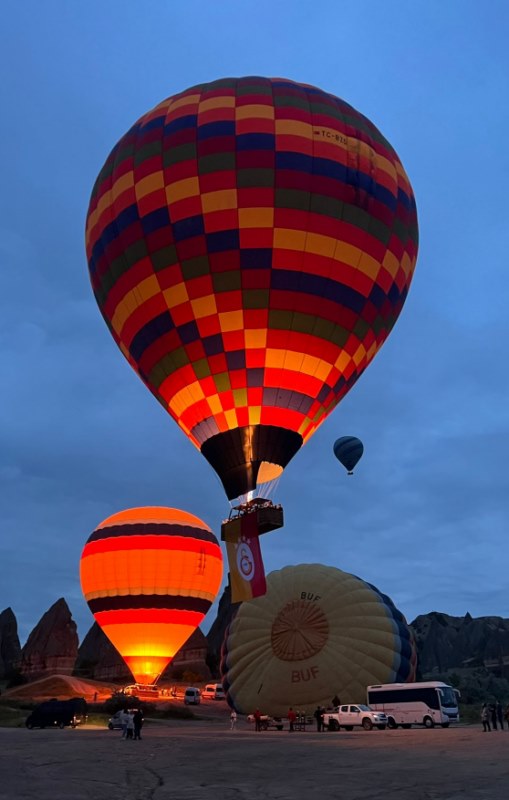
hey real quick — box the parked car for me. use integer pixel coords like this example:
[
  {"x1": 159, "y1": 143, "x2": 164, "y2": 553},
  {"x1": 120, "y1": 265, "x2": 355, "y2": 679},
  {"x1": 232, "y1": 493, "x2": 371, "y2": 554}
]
[
  {"x1": 201, "y1": 683, "x2": 226, "y2": 700},
  {"x1": 323, "y1": 704, "x2": 388, "y2": 731},
  {"x1": 108, "y1": 709, "x2": 143, "y2": 730},
  {"x1": 184, "y1": 687, "x2": 201, "y2": 705},
  {"x1": 26, "y1": 698, "x2": 88, "y2": 730}
]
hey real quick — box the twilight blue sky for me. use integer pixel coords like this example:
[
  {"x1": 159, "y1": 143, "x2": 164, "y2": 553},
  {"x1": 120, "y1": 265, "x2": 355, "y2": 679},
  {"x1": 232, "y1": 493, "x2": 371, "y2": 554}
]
[{"x1": 1, "y1": 1, "x2": 508, "y2": 645}]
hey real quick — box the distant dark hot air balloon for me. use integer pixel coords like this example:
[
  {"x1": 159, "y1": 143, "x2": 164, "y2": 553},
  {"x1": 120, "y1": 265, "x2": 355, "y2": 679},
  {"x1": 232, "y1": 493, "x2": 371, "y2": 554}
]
[
  {"x1": 86, "y1": 77, "x2": 418, "y2": 502},
  {"x1": 333, "y1": 435, "x2": 364, "y2": 474}
]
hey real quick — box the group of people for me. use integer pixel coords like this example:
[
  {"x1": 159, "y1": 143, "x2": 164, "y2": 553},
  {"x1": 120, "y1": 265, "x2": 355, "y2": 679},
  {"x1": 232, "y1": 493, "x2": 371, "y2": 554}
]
[
  {"x1": 480, "y1": 701, "x2": 509, "y2": 732},
  {"x1": 159, "y1": 687, "x2": 178, "y2": 698},
  {"x1": 251, "y1": 695, "x2": 341, "y2": 733},
  {"x1": 119, "y1": 708, "x2": 144, "y2": 740},
  {"x1": 313, "y1": 697, "x2": 341, "y2": 731}
]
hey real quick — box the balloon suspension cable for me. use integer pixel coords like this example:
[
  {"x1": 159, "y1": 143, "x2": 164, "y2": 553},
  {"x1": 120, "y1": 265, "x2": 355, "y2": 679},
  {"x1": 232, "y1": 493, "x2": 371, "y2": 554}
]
[
  {"x1": 261, "y1": 476, "x2": 281, "y2": 499},
  {"x1": 232, "y1": 476, "x2": 281, "y2": 507}
]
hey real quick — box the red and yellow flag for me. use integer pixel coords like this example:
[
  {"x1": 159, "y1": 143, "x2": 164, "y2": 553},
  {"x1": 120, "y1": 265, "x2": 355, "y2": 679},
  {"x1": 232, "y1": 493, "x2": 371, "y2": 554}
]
[{"x1": 223, "y1": 513, "x2": 267, "y2": 603}]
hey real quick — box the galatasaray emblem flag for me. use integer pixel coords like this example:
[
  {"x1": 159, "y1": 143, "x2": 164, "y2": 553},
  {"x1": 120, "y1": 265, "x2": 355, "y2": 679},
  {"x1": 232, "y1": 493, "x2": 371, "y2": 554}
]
[{"x1": 224, "y1": 513, "x2": 267, "y2": 603}]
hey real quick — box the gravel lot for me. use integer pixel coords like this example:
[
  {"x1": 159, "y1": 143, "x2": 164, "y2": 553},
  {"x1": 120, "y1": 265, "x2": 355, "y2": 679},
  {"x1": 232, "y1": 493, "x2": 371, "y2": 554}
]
[{"x1": 1, "y1": 719, "x2": 508, "y2": 799}]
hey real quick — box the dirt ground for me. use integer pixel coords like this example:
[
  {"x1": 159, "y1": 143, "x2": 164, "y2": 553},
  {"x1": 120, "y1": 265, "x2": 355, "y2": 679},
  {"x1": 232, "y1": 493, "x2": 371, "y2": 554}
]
[{"x1": 1, "y1": 718, "x2": 508, "y2": 800}]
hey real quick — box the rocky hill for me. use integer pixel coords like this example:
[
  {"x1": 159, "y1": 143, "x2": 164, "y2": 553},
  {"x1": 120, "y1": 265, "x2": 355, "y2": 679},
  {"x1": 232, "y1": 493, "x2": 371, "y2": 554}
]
[
  {"x1": 410, "y1": 611, "x2": 509, "y2": 702},
  {"x1": 74, "y1": 622, "x2": 131, "y2": 683},
  {"x1": 205, "y1": 584, "x2": 238, "y2": 676},
  {"x1": 411, "y1": 611, "x2": 509, "y2": 677},
  {"x1": 0, "y1": 608, "x2": 22, "y2": 679},
  {"x1": 19, "y1": 598, "x2": 78, "y2": 681},
  {"x1": 2, "y1": 598, "x2": 509, "y2": 700}
]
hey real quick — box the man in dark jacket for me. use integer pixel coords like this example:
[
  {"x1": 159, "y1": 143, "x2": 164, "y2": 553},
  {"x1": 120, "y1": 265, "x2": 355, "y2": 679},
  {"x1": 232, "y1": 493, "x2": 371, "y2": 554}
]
[
  {"x1": 133, "y1": 708, "x2": 144, "y2": 740},
  {"x1": 314, "y1": 706, "x2": 324, "y2": 731},
  {"x1": 287, "y1": 708, "x2": 297, "y2": 732}
]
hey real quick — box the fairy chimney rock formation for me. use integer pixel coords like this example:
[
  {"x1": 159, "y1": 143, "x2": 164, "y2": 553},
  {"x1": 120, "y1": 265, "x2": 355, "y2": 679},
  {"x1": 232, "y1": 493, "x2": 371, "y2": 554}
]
[
  {"x1": 411, "y1": 611, "x2": 509, "y2": 676},
  {"x1": 20, "y1": 598, "x2": 78, "y2": 680},
  {"x1": 163, "y1": 627, "x2": 211, "y2": 681},
  {"x1": 74, "y1": 622, "x2": 130, "y2": 682},
  {"x1": 0, "y1": 607, "x2": 22, "y2": 678},
  {"x1": 206, "y1": 584, "x2": 238, "y2": 677}
]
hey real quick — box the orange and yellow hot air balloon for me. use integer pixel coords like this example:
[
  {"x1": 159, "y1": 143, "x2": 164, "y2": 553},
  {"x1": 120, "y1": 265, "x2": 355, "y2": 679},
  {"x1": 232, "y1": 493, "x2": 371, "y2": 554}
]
[{"x1": 79, "y1": 506, "x2": 223, "y2": 685}]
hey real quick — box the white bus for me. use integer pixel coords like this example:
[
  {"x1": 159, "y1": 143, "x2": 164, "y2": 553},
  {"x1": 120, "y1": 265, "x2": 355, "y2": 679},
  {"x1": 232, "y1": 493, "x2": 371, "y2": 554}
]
[{"x1": 367, "y1": 682, "x2": 460, "y2": 729}]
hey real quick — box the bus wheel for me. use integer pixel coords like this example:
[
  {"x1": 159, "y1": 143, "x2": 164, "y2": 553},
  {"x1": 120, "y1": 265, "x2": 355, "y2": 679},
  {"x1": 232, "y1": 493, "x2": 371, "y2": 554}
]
[
  {"x1": 423, "y1": 717, "x2": 434, "y2": 728},
  {"x1": 387, "y1": 718, "x2": 398, "y2": 729}
]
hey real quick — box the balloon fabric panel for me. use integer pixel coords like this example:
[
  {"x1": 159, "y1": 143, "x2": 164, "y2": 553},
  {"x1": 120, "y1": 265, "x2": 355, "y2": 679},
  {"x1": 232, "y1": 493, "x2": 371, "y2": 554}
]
[{"x1": 86, "y1": 77, "x2": 418, "y2": 499}]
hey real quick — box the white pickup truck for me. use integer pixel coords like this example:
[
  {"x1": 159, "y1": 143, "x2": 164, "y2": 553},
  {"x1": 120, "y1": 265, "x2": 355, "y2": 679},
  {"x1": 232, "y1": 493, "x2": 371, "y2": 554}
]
[{"x1": 323, "y1": 704, "x2": 388, "y2": 731}]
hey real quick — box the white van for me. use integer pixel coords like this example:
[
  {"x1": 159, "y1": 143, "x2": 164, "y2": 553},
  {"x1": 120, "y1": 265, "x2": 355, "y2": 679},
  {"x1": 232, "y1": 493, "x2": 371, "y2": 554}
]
[
  {"x1": 201, "y1": 683, "x2": 225, "y2": 700},
  {"x1": 184, "y1": 687, "x2": 201, "y2": 705}
]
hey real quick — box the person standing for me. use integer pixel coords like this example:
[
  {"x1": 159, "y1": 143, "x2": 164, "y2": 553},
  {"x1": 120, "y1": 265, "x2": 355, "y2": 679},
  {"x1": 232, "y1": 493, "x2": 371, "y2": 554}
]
[
  {"x1": 125, "y1": 711, "x2": 135, "y2": 740},
  {"x1": 332, "y1": 695, "x2": 341, "y2": 708},
  {"x1": 230, "y1": 710, "x2": 237, "y2": 730},
  {"x1": 314, "y1": 706, "x2": 323, "y2": 732},
  {"x1": 490, "y1": 703, "x2": 498, "y2": 731},
  {"x1": 481, "y1": 703, "x2": 491, "y2": 732},
  {"x1": 287, "y1": 707, "x2": 297, "y2": 732},
  {"x1": 133, "y1": 709, "x2": 143, "y2": 740},
  {"x1": 253, "y1": 709, "x2": 262, "y2": 731},
  {"x1": 119, "y1": 708, "x2": 129, "y2": 739}
]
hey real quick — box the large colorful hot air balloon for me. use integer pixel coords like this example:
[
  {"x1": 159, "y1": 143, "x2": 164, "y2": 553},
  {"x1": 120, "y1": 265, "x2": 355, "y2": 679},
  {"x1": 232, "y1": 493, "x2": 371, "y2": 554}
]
[
  {"x1": 79, "y1": 507, "x2": 223, "y2": 685},
  {"x1": 86, "y1": 77, "x2": 418, "y2": 501},
  {"x1": 221, "y1": 564, "x2": 417, "y2": 716}
]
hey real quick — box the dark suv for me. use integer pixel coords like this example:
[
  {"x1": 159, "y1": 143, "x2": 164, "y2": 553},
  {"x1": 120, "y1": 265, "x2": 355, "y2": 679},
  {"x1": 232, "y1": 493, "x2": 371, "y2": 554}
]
[{"x1": 26, "y1": 698, "x2": 88, "y2": 729}]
